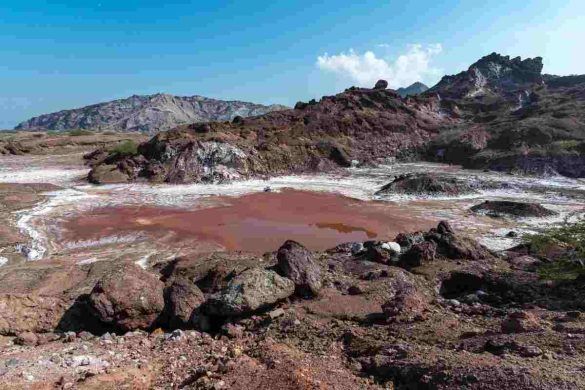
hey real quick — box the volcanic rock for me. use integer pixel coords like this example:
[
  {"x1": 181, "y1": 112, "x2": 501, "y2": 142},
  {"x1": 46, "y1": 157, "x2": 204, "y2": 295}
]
[
  {"x1": 501, "y1": 311, "x2": 542, "y2": 333},
  {"x1": 373, "y1": 80, "x2": 388, "y2": 90},
  {"x1": 470, "y1": 200, "x2": 557, "y2": 218},
  {"x1": 87, "y1": 83, "x2": 452, "y2": 184},
  {"x1": 375, "y1": 173, "x2": 474, "y2": 196},
  {"x1": 0, "y1": 294, "x2": 69, "y2": 335},
  {"x1": 382, "y1": 274, "x2": 428, "y2": 322},
  {"x1": 398, "y1": 241, "x2": 437, "y2": 268},
  {"x1": 88, "y1": 264, "x2": 165, "y2": 331},
  {"x1": 205, "y1": 268, "x2": 294, "y2": 316},
  {"x1": 276, "y1": 240, "x2": 323, "y2": 296},
  {"x1": 164, "y1": 278, "x2": 206, "y2": 328}
]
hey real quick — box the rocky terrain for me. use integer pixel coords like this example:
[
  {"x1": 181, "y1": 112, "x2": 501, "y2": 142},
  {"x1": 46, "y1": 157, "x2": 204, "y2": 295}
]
[
  {"x1": 86, "y1": 82, "x2": 452, "y2": 184},
  {"x1": 0, "y1": 130, "x2": 147, "y2": 156},
  {"x1": 86, "y1": 53, "x2": 585, "y2": 184},
  {"x1": 15, "y1": 94, "x2": 288, "y2": 134},
  {"x1": 2, "y1": 51, "x2": 585, "y2": 389},
  {"x1": 2, "y1": 221, "x2": 585, "y2": 389}
]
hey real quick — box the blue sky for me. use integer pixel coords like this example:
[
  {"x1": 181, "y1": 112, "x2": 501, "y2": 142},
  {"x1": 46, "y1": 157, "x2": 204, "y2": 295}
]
[{"x1": 1, "y1": 0, "x2": 584, "y2": 128}]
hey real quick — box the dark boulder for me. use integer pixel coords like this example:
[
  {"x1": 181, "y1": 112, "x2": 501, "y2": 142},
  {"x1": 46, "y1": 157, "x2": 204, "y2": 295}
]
[
  {"x1": 277, "y1": 240, "x2": 323, "y2": 296},
  {"x1": 398, "y1": 241, "x2": 437, "y2": 268},
  {"x1": 426, "y1": 221, "x2": 496, "y2": 261},
  {"x1": 376, "y1": 173, "x2": 475, "y2": 196},
  {"x1": 88, "y1": 264, "x2": 165, "y2": 331},
  {"x1": 164, "y1": 278, "x2": 205, "y2": 328},
  {"x1": 470, "y1": 200, "x2": 557, "y2": 218},
  {"x1": 374, "y1": 80, "x2": 389, "y2": 90}
]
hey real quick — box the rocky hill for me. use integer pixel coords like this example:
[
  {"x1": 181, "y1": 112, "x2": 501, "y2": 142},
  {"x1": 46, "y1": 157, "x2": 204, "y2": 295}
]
[
  {"x1": 395, "y1": 81, "x2": 429, "y2": 97},
  {"x1": 87, "y1": 53, "x2": 585, "y2": 183},
  {"x1": 423, "y1": 52, "x2": 585, "y2": 176},
  {"x1": 15, "y1": 94, "x2": 288, "y2": 134},
  {"x1": 86, "y1": 82, "x2": 455, "y2": 184}
]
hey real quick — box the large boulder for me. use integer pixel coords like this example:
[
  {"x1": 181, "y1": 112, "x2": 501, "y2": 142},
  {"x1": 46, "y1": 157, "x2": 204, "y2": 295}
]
[
  {"x1": 88, "y1": 264, "x2": 165, "y2": 331},
  {"x1": 164, "y1": 278, "x2": 205, "y2": 328},
  {"x1": 374, "y1": 80, "x2": 389, "y2": 90},
  {"x1": 206, "y1": 268, "x2": 294, "y2": 316},
  {"x1": 425, "y1": 221, "x2": 495, "y2": 261},
  {"x1": 470, "y1": 200, "x2": 557, "y2": 218},
  {"x1": 277, "y1": 240, "x2": 323, "y2": 296},
  {"x1": 88, "y1": 163, "x2": 131, "y2": 184}
]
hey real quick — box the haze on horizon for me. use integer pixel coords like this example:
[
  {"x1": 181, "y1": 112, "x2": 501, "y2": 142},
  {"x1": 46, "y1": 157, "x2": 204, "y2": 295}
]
[{"x1": 1, "y1": 0, "x2": 584, "y2": 129}]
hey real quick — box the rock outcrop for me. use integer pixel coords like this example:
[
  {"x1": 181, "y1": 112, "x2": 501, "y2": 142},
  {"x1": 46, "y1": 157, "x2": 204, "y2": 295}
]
[
  {"x1": 87, "y1": 85, "x2": 451, "y2": 184},
  {"x1": 375, "y1": 173, "x2": 475, "y2": 196},
  {"x1": 16, "y1": 93, "x2": 288, "y2": 134},
  {"x1": 470, "y1": 200, "x2": 557, "y2": 218},
  {"x1": 424, "y1": 53, "x2": 585, "y2": 177}
]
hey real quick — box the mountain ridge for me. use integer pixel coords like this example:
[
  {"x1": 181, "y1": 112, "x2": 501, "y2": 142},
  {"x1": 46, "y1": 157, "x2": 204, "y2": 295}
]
[{"x1": 15, "y1": 93, "x2": 288, "y2": 134}]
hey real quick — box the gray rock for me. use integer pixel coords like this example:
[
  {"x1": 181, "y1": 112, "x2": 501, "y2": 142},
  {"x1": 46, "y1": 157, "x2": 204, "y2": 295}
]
[{"x1": 206, "y1": 268, "x2": 294, "y2": 316}]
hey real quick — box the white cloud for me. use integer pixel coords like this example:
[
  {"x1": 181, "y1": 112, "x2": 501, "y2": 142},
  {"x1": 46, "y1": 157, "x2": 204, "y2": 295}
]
[{"x1": 316, "y1": 44, "x2": 443, "y2": 88}]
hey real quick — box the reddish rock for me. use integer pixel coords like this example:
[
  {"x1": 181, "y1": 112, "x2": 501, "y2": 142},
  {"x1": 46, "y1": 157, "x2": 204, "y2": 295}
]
[
  {"x1": 501, "y1": 311, "x2": 542, "y2": 333},
  {"x1": 382, "y1": 275, "x2": 428, "y2": 322},
  {"x1": 164, "y1": 278, "x2": 205, "y2": 328},
  {"x1": 399, "y1": 241, "x2": 437, "y2": 268},
  {"x1": 14, "y1": 331, "x2": 39, "y2": 346},
  {"x1": 277, "y1": 240, "x2": 322, "y2": 296},
  {"x1": 0, "y1": 294, "x2": 69, "y2": 335},
  {"x1": 88, "y1": 264, "x2": 165, "y2": 331}
]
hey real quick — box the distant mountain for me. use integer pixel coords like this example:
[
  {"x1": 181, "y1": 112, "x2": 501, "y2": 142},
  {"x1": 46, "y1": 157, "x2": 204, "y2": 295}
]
[
  {"x1": 395, "y1": 82, "x2": 429, "y2": 97},
  {"x1": 15, "y1": 94, "x2": 288, "y2": 134}
]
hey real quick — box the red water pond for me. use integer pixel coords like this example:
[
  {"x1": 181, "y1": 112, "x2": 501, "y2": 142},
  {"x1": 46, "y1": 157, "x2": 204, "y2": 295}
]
[{"x1": 58, "y1": 189, "x2": 440, "y2": 252}]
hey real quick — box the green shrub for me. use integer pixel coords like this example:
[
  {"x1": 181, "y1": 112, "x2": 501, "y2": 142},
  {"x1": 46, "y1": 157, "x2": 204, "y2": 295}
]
[
  {"x1": 68, "y1": 129, "x2": 94, "y2": 136},
  {"x1": 524, "y1": 219, "x2": 585, "y2": 280},
  {"x1": 110, "y1": 140, "x2": 138, "y2": 157}
]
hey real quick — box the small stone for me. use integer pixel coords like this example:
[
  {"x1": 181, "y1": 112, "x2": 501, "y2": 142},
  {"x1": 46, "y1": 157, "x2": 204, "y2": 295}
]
[
  {"x1": 351, "y1": 242, "x2": 365, "y2": 255},
  {"x1": 347, "y1": 285, "x2": 363, "y2": 295},
  {"x1": 501, "y1": 311, "x2": 541, "y2": 333},
  {"x1": 380, "y1": 242, "x2": 401, "y2": 254},
  {"x1": 63, "y1": 331, "x2": 77, "y2": 343},
  {"x1": 14, "y1": 332, "x2": 38, "y2": 346},
  {"x1": 77, "y1": 331, "x2": 94, "y2": 341},
  {"x1": 169, "y1": 329, "x2": 185, "y2": 341},
  {"x1": 268, "y1": 308, "x2": 285, "y2": 319},
  {"x1": 518, "y1": 345, "x2": 543, "y2": 358}
]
